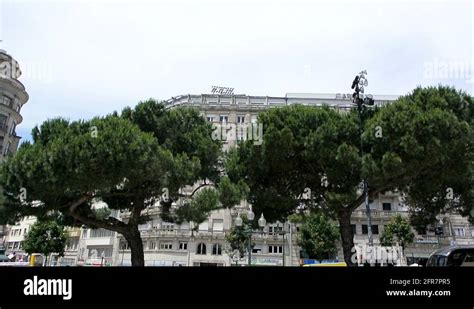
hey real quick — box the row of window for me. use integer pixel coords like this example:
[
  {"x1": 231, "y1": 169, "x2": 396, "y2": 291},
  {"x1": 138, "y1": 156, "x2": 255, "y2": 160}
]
[
  {"x1": 6, "y1": 241, "x2": 22, "y2": 250},
  {"x1": 82, "y1": 228, "x2": 116, "y2": 238},
  {"x1": 351, "y1": 224, "x2": 474, "y2": 237},
  {"x1": 351, "y1": 224, "x2": 380, "y2": 235},
  {"x1": 121, "y1": 241, "x2": 284, "y2": 256},
  {"x1": 453, "y1": 227, "x2": 474, "y2": 237},
  {"x1": 144, "y1": 221, "x2": 286, "y2": 234},
  {"x1": 206, "y1": 115, "x2": 256, "y2": 124},
  {"x1": 9, "y1": 227, "x2": 27, "y2": 236}
]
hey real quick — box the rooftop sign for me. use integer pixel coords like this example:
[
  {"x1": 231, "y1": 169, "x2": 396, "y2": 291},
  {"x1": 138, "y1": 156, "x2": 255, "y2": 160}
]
[{"x1": 211, "y1": 86, "x2": 234, "y2": 95}]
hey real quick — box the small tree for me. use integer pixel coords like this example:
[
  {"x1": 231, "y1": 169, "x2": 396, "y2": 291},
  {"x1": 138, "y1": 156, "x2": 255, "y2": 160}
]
[
  {"x1": 225, "y1": 215, "x2": 254, "y2": 263},
  {"x1": 298, "y1": 212, "x2": 339, "y2": 261},
  {"x1": 22, "y1": 220, "x2": 67, "y2": 266},
  {"x1": 380, "y1": 214, "x2": 415, "y2": 249}
]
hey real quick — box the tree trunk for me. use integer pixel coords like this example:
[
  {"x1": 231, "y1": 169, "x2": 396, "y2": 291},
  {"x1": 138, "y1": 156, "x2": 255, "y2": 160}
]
[
  {"x1": 123, "y1": 225, "x2": 144, "y2": 267},
  {"x1": 338, "y1": 209, "x2": 356, "y2": 266}
]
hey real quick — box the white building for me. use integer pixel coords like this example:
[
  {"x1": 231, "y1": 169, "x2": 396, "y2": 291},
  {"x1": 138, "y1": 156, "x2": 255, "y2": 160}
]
[{"x1": 0, "y1": 49, "x2": 30, "y2": 252}]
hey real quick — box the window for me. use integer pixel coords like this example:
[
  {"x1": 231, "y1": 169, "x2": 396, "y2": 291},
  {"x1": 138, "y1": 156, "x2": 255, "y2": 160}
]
[
  {"x1": 198, "y1": 221, "x2": 209, "y2": 232},
  {"x1": 81, "y1": 229, "x2": 88, "y2": 239},
  {"x1": 0, "y1": 96, "x2": 12, "y2": 107},
  {"x1": 351, "y1": 224, "x2": 357, "y2": 235},
  {"x1": 212, "y1": 244, "x2": 222, "y2": 255},
  {"x1": 23, "y1": 228, "x2": 27, "y2": 235},
  {"x1": 0, "y1": 114, "x2": 7, "y2": 130},
  {"x1": 382, "y1": 203, "x2": 392, "y2": 211},
  {"x1": 90, "y1": 228, "x2": 115, "y2": 238},
  {"x1": 66, "y1": 238, "x2": 78, "y2": 251},
  {"x1": 7, "y1": 242, "x2": 13, "y2": 250},
  {"x1": 15, "y1": 104, "x2": 21, "y2": 112},
  {"x1": 4, "y1": 141, "x2": 11, "y2": 156},
  {"x1": 268, "y1": 245, "x2": 283, "y2": 254},
  {"x1": 212, "y1": 219, "x2": 223, "y2": 232},
  {"x1": 159, "y1": 242, "x2": 173, "y2": 250},
  {"x1": 162, "y1": 223, "x2": 175, "y2": 232},
  {"x1": 454, "y1": 228, "x2": 465, "y2": 237},
  {"x1": 460, "y1": 252, "x2": 474, "y2": 267},
  {"x1": 9, "y1": 122, "x2": 16, "y2": 136},
  {"x1": 179, "y1": 242, "x2": 188, "y2": 250},
  {"x1": 219, "y1": 115, "x2": 228, "y2": 123},
  {"x1": 252, "y1": 245, "x2": 262, "y2": 254},
  {"x1": 237, "y1": 115, "x2": 245, "y2": 123},
  {"x1": 362, "y1": 225, "x2": 379, "y2": 235},
  {"x1": 237, "y1": 124, "x2": 246, "y2": 141},
  {"x1": 206, "y1": 115, "x2": 215, "y2": 122},
  {"x1": 149, "y1": 241, "x2": 157, "y2": 250},
  {"x1": 196, "y1": 243, "x2": 207, "y2": 255},
  {"x1": 268, "y1": 225, "x2": 283, "y2": 235}
]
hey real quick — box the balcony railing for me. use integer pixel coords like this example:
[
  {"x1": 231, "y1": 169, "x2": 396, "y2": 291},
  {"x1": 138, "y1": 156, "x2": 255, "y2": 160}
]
[{"x1": 351, "y1": 210, "x2": 409, "y2": 218}]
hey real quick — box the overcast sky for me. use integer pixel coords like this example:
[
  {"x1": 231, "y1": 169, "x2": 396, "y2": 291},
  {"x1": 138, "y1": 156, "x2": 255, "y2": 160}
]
[{"x1": 0, "y1": 0, "x2": 472, "y2": 141}]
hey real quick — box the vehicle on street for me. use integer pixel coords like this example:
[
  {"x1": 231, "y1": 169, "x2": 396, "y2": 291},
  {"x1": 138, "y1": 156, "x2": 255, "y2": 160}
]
[{"x1": 426, "y1": 245, "x2": 474, "y2": 267}]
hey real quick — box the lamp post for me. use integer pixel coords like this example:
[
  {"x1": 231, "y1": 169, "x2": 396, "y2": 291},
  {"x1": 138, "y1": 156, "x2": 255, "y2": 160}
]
[
  {"x1": 351, "y1": 70, "x2": 375, "y2": 247},
  {"x1": 235, "y1": 207, "x2": 266, "y2": 266}
]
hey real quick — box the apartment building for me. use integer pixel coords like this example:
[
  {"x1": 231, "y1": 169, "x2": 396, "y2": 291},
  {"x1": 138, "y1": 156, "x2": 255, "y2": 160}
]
[{"x1": 0, "y1": 49, "x2": 29, "y2": 249}]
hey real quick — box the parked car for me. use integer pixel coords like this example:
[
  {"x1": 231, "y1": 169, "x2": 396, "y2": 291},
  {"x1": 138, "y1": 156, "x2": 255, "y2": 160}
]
[{"x1": 426, "y1": 245, "x2": 474, "y2": 266}]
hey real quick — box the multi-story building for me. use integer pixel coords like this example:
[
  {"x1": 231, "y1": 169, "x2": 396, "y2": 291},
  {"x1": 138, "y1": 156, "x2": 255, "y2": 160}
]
[
  {"x1": 0, "y1": 49, "x2": 29, "y2": 250},
  {"x1": 3, "y1": 89, "x2": 473, "y2": 266}
]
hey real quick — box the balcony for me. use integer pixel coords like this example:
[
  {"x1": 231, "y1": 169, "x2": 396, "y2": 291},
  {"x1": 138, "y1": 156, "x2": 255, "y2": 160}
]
[
  {"x1": 351, "y1": 210, "x2": 409, "y2": 219},
  {"x1": 139, "y1": 228, "x2": 227, "y2": 239}
]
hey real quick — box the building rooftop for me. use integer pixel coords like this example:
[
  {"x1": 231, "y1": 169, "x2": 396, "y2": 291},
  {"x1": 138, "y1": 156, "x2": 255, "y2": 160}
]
[{"x1": 164, "y1": 93, "x2": 400, "y2": 110}]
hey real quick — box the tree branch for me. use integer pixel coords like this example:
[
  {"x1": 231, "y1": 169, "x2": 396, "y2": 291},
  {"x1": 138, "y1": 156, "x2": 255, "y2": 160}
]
[{"x1": 68, "y1": 195, "x2": 128, "y2": 233}]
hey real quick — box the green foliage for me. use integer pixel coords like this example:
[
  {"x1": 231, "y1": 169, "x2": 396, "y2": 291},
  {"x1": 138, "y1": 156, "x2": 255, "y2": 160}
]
[
  {"x1": 22, "y1": 220, "x2": 67, "y2": 257},
  {"x1": 225, "y1": 216, "x2": 254, "y2": 259},
  {"x1": 175, "y1": 188, "x2": 220, "y2": 225},
  {"x1": 380, "y1": 214, "x2": 415, "y2": 248},
  {"x1": 226, "y1": 104, "x2": 361, "y2": 222},
  {"x1": 226, "y1": 85, "x2": 474, "y2": 264},
  {"x1": 122, "y1": 99, "x2": 222, "y2": 182},
  {"x1": 0, "y1": 115, "x2": 182, "y2": 217},
  {"x1": 298, "y1": 212, "x2": 339, "y2": 260}
]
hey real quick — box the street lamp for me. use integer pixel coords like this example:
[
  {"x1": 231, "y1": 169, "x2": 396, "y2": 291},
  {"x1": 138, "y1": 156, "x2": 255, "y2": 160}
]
[
  {"x1": 351, "y1": 70, "x2": 375, "y2": 247},
  {"x1": 258, "y1": 213, "x2": 266, "y2": 229}
]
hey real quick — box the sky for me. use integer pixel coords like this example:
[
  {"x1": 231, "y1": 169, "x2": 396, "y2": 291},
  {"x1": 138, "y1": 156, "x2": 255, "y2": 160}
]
[{"x1": 0, "y1": 0, "x2": 473, "y2": 141}]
